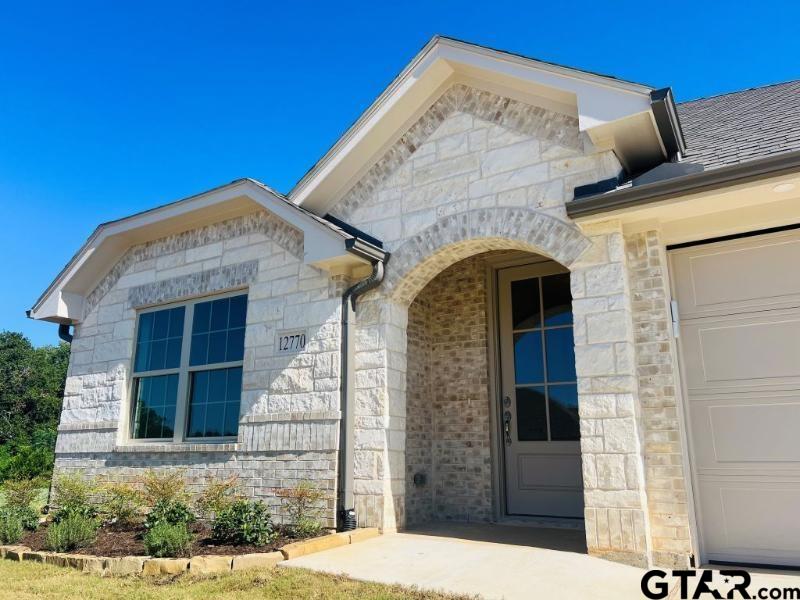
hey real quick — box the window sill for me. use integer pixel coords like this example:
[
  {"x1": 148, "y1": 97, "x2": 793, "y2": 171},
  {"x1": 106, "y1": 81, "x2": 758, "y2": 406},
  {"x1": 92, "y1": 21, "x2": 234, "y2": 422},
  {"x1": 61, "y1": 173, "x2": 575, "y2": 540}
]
[{"x1": 113, "y1": 442, "x2": 238, "y2": 453}]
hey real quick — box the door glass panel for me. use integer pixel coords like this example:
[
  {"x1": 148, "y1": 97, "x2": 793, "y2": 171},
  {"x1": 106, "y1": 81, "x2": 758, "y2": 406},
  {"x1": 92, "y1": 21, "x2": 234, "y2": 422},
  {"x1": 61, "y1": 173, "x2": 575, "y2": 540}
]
[
  {"x1": 548, "y1": 384, "x2": 579, "y2": 440},
  {"x1": 516, "y1": 386, "x2": 548, "y2": 441},
  {"x1": 511, "y1": 278, "x2": 541, "y2": 329},
  {"x1": 542, "y1": 273, "x2": 572, "y2": 326},
  {"x1": 513, "y1": 331, "x2": 544, "y2": 384},
  {"x1": 545, "y1": 328, "x2": 576, "y2": 383}
]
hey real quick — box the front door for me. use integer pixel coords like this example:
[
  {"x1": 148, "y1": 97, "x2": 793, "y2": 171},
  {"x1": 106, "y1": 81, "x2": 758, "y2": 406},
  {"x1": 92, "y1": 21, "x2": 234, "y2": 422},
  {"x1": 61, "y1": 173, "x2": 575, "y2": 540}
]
[{"x1": 498, "y1": 264, "x2": 583, "y2": 518}]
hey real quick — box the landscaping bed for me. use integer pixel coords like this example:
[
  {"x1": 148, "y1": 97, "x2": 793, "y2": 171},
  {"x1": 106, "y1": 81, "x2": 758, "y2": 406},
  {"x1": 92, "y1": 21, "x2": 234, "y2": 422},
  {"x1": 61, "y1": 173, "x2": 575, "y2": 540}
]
[{"x1": 19, "y1": 522, "x2": 314, "y2": 557}]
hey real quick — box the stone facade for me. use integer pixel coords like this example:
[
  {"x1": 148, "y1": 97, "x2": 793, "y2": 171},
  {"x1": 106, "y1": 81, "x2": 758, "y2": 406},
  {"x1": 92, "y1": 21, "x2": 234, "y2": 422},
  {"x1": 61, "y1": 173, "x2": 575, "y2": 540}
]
[
  {"x1": 54, "y1": 81, "x2": 699, "y2": 568},
  {"x1": 406, "y1": 255, "x2": 493, "y2": 525},
  {"x1": 55, "y1": 210, "x2": 342, "y2": 525}
]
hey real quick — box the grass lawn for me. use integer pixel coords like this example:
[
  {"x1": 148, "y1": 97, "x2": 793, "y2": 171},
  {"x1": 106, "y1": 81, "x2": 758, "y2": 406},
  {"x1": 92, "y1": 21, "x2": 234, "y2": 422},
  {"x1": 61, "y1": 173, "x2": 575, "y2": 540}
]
[{"x1": 0, "y1": 560, "x2": 471, "y2": 600}]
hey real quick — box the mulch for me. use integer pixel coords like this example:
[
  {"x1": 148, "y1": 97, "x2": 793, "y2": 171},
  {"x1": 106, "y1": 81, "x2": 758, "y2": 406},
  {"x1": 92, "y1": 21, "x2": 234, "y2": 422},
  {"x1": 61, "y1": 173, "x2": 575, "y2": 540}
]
[{"x1": 19, "y1": 522, "x2": 303, "y2": 557}]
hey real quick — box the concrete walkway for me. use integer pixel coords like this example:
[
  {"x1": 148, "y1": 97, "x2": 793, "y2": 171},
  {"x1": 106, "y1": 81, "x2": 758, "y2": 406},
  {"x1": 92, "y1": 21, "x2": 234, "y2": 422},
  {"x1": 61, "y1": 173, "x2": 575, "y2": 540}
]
[{"x1": 282, "y1": 522, "x2": 646, "y2": 599}]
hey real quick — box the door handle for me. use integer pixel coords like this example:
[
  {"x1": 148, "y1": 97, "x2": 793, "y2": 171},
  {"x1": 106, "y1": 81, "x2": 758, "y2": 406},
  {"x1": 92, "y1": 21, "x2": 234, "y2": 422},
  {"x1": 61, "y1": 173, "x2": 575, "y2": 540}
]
[{"x1": 503, "y1": 405, "x2": 512, "y2": 446}]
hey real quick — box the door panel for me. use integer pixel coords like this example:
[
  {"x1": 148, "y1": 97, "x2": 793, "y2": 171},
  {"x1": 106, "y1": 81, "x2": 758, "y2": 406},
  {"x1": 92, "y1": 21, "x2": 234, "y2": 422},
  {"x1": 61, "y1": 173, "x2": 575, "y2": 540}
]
[
  {"x1": 498, "y1": 264, "x2": 583, "y2": 518},
  {"x1": 672, "y1": 229, "x2": 800, "y2": 566}
]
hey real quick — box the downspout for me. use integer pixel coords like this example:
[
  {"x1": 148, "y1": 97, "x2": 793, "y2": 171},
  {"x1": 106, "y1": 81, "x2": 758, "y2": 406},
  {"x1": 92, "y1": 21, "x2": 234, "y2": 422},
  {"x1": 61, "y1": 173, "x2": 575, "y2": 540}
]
[
  {"x1": 57, "y1": 323, "x2": 74, "y2": 344},
  {"x1": 337, "y1": 244, "x2": 388, "y2": 531}
]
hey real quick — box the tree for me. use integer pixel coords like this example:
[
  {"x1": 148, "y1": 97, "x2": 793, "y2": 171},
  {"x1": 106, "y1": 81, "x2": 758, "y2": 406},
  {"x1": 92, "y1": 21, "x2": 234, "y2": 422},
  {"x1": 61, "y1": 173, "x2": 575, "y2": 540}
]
[{"x1": 0, "y1": 331, "x2": 69, "y2": 481}]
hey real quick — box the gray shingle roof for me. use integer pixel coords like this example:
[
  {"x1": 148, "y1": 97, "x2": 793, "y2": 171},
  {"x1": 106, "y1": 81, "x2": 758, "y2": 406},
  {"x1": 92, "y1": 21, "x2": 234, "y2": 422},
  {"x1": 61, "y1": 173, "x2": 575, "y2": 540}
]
[{"x1": 677, "y1": 80, "x2": 800, "y2": 170}]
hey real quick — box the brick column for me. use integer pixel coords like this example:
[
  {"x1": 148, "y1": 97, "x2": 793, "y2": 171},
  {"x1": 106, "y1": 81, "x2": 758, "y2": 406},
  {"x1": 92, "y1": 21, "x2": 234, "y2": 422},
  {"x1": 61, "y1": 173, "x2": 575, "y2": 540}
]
[
  {"x1": 626, "y1": 229, "x2": 693, "y2": 568},
  {"x1": 571, "y1": 220, "x2": 652, "y2": 568}
]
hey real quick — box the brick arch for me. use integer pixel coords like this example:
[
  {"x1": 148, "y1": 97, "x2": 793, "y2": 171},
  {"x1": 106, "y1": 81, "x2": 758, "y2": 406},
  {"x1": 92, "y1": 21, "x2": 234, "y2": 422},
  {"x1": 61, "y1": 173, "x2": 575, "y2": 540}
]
[{"x1": 382, "y1": 207, "x2": 591, "y2": 306}]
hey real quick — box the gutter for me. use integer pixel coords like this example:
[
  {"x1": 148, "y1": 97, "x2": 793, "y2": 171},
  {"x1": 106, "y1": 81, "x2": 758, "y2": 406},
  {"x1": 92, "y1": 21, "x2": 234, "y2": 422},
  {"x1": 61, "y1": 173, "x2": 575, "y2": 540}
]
[
  {"x1": 567, "y1": 149, "x2": 800, "y2": 219},
  {"x1": 337, "y1": 238, "x2": 390, "y2": 531}
]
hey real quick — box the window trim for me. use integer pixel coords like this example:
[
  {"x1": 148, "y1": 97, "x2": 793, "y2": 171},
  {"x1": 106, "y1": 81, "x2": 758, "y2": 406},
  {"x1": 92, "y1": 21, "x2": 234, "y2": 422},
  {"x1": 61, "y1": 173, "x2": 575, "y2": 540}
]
[{"x1": 126, "y1": 288, "x2": 247, "y2": 445}]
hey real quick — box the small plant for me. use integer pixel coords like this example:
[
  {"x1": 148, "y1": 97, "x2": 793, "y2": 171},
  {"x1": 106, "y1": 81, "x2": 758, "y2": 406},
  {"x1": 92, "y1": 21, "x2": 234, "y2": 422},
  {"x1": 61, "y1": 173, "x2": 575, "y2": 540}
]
[
  {"x1": 141, "y1": 469, "x2": 189, "y2": 506},
  {"x1": 143, "y1": 522, "x2": 193, "y2": 558},
  {"x1": 276, "y1": 481, "x2": 327, "y2": 538},
  {"x1": 51, "y1": 471, "x2": 97, "y2": 522},
  {"x1": 45, "y1": 513, "x2": 98, "y2": 552},
  {"x1": 195, "y1": 475, "x2": 240, "y2": 519},
  {"x1": 3, "y1": 478, "x2": 41, "y2": 510},
  {"x1": 100, "y1": 482, "x2": 144, "y2": 526},
  {"x1": 212, "y1": 499, "x2": 274, "y2": 546},
  {"x1": 0, "y1": 509, "x2": 25, "y2": 544},
  {"x1": 144, "y1": 498, "x2": 195, "y2": 530}
]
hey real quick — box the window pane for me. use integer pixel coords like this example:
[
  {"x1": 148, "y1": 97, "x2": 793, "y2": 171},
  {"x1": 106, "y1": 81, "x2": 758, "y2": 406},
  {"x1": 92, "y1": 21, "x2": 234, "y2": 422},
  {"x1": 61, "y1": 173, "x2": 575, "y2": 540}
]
[
  {"x1": 513, "y1": 331, "x2": 544, "y2": 384},
  {"x1": 516, "y1": 386, "x2": 547, "y2": 441},
  {"x1": 545, "y1": 328, "x2": 577, "y2": 383},
  {"x1": 542, "y1": 273, "x2": 572, "y2": 326},
  {"x1": 131, "y1": 374, "x2": 178, "y2": 439},
  {"x1": 134, "y1": 306, "x2": 184, "y2": 372},
  {"x1": 511, "y1": 278, "x2": 541, "y2": 330},
  {"x1": 187, "y1": 367, "x2": 242, "y2": 438},
  {"x1": 229, "y1": 294, "x2": 247, "y2": 328},
  {"x1": 548, "y1": 384, "x2": 580, "y2": 441},
  {"x1": 189, "y1": 295, "x2": 247, "y2": 366}
]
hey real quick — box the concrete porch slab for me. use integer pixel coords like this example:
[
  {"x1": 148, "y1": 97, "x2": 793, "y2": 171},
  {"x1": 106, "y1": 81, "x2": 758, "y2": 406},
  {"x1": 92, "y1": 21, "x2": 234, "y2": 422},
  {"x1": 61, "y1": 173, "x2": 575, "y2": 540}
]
[{"x1": 281, "y1": 522, "x2": 646, "y2": 599}]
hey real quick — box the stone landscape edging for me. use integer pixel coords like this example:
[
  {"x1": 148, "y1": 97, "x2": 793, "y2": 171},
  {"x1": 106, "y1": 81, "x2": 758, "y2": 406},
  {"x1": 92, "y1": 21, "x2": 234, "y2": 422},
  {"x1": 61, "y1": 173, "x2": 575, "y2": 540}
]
[{"x1": 0, "y1": 528, "x2": 380, "y2": 576}]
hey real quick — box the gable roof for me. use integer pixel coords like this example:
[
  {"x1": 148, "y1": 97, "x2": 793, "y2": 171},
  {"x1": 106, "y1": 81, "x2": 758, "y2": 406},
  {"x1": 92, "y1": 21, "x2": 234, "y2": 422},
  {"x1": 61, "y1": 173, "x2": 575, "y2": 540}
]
[
  {"x1": 677, "y1": 80, "x2": 800, "y2": 170},
  {"x1": 288, "y1": 35, "x2": 681, "y2": 213},
  {"x1": 29, "y1": 178, "x2": 381, "y2": 323}
]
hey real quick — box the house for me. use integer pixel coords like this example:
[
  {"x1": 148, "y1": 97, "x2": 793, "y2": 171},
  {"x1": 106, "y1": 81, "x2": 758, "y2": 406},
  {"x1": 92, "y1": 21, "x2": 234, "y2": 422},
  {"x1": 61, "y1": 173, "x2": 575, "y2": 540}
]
[{"x1": 28, "y1": 36, "x2": 800, "y2": 570}]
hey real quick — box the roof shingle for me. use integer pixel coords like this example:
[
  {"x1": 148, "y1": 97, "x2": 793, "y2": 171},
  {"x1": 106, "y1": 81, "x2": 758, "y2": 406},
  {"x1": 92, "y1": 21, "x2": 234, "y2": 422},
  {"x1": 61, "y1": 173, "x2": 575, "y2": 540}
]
[{"x1": 677, "y1": 80, "x2": 800, "y2": 170}]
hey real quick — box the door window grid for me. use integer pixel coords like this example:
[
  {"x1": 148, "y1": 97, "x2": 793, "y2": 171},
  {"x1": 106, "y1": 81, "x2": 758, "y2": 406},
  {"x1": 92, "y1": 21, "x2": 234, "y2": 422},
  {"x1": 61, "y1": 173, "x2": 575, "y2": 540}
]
[
  {"x1": 511, "y1": 274, "x2": 578, "y2": 442},
  {"x1": 130, "y1": 291, "x2": 247, "y2": 443}
]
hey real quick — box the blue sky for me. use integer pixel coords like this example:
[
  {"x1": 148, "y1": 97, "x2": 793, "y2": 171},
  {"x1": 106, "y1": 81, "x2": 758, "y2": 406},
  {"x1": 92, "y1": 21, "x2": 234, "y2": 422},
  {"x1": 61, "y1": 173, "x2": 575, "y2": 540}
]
[{"x1": 2, "y1": 0, "x2": 798, "y2": 346}]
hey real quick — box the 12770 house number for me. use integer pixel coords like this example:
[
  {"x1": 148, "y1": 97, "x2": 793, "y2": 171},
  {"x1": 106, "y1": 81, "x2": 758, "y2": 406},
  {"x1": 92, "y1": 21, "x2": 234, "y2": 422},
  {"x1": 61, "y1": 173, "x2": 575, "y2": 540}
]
[{"x1": 277, "y1": 330, "x2": 307, "y2": 354}]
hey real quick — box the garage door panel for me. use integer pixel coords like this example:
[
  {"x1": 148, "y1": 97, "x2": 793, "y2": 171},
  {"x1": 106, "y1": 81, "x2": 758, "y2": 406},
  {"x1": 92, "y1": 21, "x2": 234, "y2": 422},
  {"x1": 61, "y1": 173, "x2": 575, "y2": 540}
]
[
  {"x1": 689, "y1": 394, "x2": 800, "y2": 467},
  {"x1": 672, "y1": 232, "x2": 800, "y2": 319},
  {"x1": 671, "y1": 228, "x2": 800, "y2": 567},
  {"x1": 680, "y1": 309, "x2": 800, "y2": 394},
  {"x1": 698, "y1": 480, "x2": 800, "y2": 564}
]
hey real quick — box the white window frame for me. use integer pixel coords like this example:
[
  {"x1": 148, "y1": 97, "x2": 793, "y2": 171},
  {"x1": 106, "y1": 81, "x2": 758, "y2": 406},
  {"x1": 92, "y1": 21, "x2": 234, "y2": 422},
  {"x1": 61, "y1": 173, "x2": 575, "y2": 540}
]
[{"x1": 127, "y1": 288, "x2": 247, "y2": 444}]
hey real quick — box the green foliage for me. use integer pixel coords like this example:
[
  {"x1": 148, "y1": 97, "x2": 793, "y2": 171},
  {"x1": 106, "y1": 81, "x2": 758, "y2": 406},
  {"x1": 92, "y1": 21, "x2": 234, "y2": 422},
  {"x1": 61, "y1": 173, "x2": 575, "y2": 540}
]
[
  {"x1": 0, "y1": 506, "x2": 39, "y2": 531},
  {"x1": 52, "y1": 472, "x2": 97, "y2": 522},
  {"x1": 3, "y1": 478, "x2": 40, "y2": 510},
  {"x1": 100, "y1": 482, "x2": 144, "y2": 526},
  {"x1": 45, "y1": 514, "x2": 98, "y2": 552},
  {"x1": 195, "y1": 475, "x2": 240, "y2": 519},
  {"x1": 276, "y1": 481, "x2": 327, "y2": 538},
  {"x1": 141, "y1": 469, "x2": 189, "y2": 506},
  {"x1": 144, "y1": 498, "x2": 195, "y2": 530},
  {"x1": 143, "y1": 522, "x2": 193, "y2": 558},
  {"x1": 0, "y1": 509, "x2": 26, "y2": 543},
  {"x1": 211, "y1": 499, "x2": 274, "y2": 546},
  {"x1": 0, "y1": 332, "x2": 68, "y2": 483}
]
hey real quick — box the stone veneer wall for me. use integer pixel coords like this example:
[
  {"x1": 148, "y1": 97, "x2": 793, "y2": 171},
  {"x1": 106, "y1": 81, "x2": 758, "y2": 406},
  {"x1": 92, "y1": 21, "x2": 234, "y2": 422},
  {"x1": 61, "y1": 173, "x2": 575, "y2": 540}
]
[
  {"x1": 405, "y1": 255, "x2": 492, "y2": 525},
  {"x1": 626, "y1": 230, "x2": 693, "y2": 567},
  {"x1": 55, "y1": 210, "x2": 344, "y2": 526}
]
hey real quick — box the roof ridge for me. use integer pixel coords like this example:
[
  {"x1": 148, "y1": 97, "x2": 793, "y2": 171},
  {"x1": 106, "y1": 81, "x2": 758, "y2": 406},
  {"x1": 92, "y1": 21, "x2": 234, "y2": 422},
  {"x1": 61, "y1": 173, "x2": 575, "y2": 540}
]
[{"x1": 678, "y1": 78, "x2": 800, "y2": 106}]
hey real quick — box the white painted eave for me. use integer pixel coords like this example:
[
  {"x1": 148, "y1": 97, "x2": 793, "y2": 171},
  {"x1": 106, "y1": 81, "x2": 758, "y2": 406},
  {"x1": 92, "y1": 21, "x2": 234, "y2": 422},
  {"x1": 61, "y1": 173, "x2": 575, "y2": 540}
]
[
  {"x1": 29, "y1": 179, "x2": 366, "y2": 323},
  {"x1": 289, "y1": 36, "x2": 663, "y2": 214}
]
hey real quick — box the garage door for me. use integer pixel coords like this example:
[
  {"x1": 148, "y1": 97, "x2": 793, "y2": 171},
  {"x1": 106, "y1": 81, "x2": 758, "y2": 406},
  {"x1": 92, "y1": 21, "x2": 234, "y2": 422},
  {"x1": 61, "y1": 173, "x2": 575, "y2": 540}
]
[{"x1": 671, "y1": 229, "x2": 800, "y2": 567}]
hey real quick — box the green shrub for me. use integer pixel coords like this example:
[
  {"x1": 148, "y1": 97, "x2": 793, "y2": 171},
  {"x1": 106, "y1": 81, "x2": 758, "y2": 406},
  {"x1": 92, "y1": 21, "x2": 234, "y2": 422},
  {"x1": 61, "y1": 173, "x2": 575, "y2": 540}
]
[
  {"x1": 143, "y1": 522, "x2": 193, "y2": 558},
  {"x1": 0, "y1": 446, "x2": 54, "y2": 483},
  {"x1": 0, "y1": 509, "x2": 25, "y2": 543},
  {"x1": 276, "y1": 481, "x2": 327, "y2": 539},
  {"x1": 0, "y1": 506, "x2": 38, "y2": 531},
  {"x1": 45, "y1": 514, "x2": 98, "y2": 552},
  {"x1": 212, "y1": 499, "x2": 274, "y2": 546},
  {"x1": 100, "y1": 482, "x2": 144, "y2": 526},
  {"x1": 144, "y1": 498, "x2": 195, "y2": 530},
  {"x1": 141, "y1": 469, "x2": 188, "y2": 506},
  {"x1": 52, "y1": 472, "x2": 97, "y2": 522},
  {"x1": 3, "y1": 478, "x2": 40, "y2": 510},
  {"x1": 195, "y1": 475, "x2": 240, "y2": 519}
]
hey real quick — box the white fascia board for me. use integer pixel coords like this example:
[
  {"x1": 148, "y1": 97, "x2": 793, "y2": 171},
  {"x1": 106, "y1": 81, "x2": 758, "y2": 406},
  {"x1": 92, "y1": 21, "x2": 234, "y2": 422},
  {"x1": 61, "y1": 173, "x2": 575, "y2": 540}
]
[
  {"x1": 289, "y1": 37, "x2": 654, "y2": 212},
  {"x1": 29, "y1": 179, "x2": 353, "y2": 323}
]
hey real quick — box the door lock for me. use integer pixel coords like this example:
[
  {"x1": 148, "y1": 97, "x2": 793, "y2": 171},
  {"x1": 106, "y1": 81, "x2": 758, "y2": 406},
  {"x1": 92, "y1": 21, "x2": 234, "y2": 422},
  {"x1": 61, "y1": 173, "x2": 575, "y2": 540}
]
[{"x1": 503, "y1": 406, "x2": 512, "y2": 446}]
